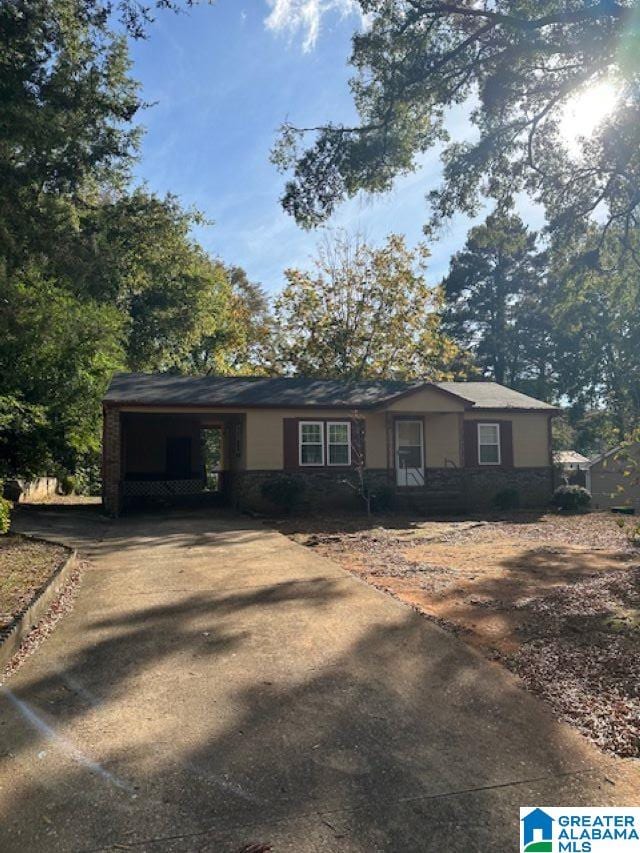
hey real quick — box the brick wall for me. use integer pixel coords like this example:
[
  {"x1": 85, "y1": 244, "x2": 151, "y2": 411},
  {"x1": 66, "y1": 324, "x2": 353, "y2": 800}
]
[
  {"x1": 230, "y1": 467, "x2": 553, "y2": 515},
  {"x1": 102, "y1": 407, "x2": 121, "y2": 516},
  {"x1": 230, "y1": 469, "x2": 392, "y2": 514},
  {"x1": 463, "y1": 467, "x2": 553, "y2": 508}
]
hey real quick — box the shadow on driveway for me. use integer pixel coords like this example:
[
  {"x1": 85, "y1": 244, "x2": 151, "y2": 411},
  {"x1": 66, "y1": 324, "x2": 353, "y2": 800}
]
[{"x1": 0, "y1": 506, "x2": 637, "y2": 852}]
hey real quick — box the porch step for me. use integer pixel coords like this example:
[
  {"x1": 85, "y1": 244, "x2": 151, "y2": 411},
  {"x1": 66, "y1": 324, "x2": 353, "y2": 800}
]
[{"x1": 393, "y1": 490, "x2": 467, "y2": 516}]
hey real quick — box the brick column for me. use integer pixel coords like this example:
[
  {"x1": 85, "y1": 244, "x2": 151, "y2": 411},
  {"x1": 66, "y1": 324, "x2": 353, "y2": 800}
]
[{"x1": 102, "y1": 406, "x2": 122, "y2": 517}]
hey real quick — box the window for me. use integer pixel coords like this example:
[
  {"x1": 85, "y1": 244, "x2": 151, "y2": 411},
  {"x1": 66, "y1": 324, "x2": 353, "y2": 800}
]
[
  {"x1": 297, "y1": 420, "x2": 353, "y2": 467},
  {"x1": 327, "y1": 422, "x2": 351, "y2": 466},
  {"x1": 477, "y1": 423, "x2": 501, "y2": 465},
  {"x1": 299, "y1": 421, "x2": 324, "y2": 466}
]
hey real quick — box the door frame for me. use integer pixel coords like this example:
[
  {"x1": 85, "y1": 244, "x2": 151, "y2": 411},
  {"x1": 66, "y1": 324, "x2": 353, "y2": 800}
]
[{"x1": 394, "y1": 417, "x2": 425, "y2": 488}]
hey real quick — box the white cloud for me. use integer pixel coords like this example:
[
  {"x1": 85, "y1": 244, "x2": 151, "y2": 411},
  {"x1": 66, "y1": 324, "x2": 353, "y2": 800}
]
[{"x1": 264, "y1": 0, "x2": 360, "y2": 52}]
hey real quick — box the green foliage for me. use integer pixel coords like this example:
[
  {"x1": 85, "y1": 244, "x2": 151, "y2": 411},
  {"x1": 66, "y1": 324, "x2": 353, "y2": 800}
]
[
  {"x1": 59, "y1": 474, "x2": 76, "y2": 496},
  {"x1": 260, "y1": 475, "x2": 306, "y2": 513},
  {"x1": 275, "y1": 2, "x2": 640, "y2": 266},
  {"x1": 0, "y1": 493, "x2": 11, "y2": 535},
  {"x1": 0, "y1": 1, "x2": 266, "y2": 479},
  {"x1": 607, "y1": 435, "x2": 640, "y2": 531},
  {"x1": 548, "y1": 230, "x2": 640, "y2": 439},
  {"x1": 551, "y1": 485, "x2": 591, "y2": 513},
  {"x1": 493, "y1": 488, "x2": 520, "y2": 512},
  {"x1": 0, "y1": 269, "x2": 124, "y2": 477},
  {"x1": 616, "y1": 517, "x2": 640, "y2": 548},
  {"x1": 442, "y1": 209, "x2": 553, "y2": 397},
  {"x1": 627, "y1": 524, "x2": 640, "y2": 548},
  {"x1": 551, "y1": 416, "x2": 578, "y2": 454},
  {"x1": 87, "y1": 191, "x2": 250, "y2": 374},
  {"x1": 73, "y1": 461, "x2": 102, "y2": 497},
  {"x1": 556, "y1": 407, "x2": 622, "y2": 459},
  {"x1": 0, "y1": 1, "x2": 142, "y2": 276},
  {"x1": 267, "y1": 232, "x2": 467, "y2": 380}
]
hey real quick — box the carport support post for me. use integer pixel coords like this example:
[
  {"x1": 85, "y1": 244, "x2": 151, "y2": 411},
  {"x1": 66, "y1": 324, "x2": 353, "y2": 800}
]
[{"x1": 103, "y1": 406, "x2": 122, "y2": 517}]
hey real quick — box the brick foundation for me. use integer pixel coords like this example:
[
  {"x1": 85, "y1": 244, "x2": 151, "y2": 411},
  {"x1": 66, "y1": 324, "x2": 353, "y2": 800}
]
[
  {"x1": 231, "y1": 467, "x2": 553, "y2": 514},
  {"x1": 230, "y1": 469, "x2": 392, "y2": 514},
  {"x1": 462, "y1": 467, "x2": 554, "y2": 509}
]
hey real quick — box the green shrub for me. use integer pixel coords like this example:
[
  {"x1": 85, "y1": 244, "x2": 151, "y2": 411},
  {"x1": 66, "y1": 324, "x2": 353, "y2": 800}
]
[
  {"x1": 260, "y1": 475, "x2": 306, "y2": 513},
  {"x1": 371, "y1": 483, "x2": 395, "y2": 512},
  {"x1": 551, "y1": 484, "x2": 591, "y2": 512},
  {"x1": 493, "y1": 488, "x2": 520, "y2": 511},
  {"x1": 2, "y1": 479, "x2": 22, "y2": 502},
  {"x1": 59, "y1": 474, "x2": 76, "y2": 496},
  {"x1": 615, "y1": 516, "x2": 640, "y2": 547},
  {"x1": 73, "y1": 464, "x2": 102, "y2": 496},
  {"x1": 0, "y1": 495, "x2": 12, "y2": 534}
]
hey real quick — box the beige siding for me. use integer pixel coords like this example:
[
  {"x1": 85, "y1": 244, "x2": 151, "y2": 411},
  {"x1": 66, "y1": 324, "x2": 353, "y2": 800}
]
[
  {"x1": 463, "y1": 411, "x2": 551, "y2": 467},
  {"x1": 364, "y1": 411, "x2": 388, "y2": 469},
  {"x1": 245, "y1": 408, "x2": 462, "y2": 470},
  {"x1": 425, "y1": 413, "x2": 461, "y2": 467},
  {"x1": 117, "y1": 403, "x2": 551, "y2": 473},
  {"x1": 387, "y1": 386, "x2": 466, "y2": 412},
  {"x1": 245, "y1": 409, "x2": 365, "y2": 470},
  {"x1": 590, "y1": 444, "x2": 640, "y2": 508}
]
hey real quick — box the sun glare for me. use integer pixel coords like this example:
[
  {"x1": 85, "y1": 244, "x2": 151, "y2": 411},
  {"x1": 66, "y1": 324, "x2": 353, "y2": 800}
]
[{"x1": 559, "y1": 80, "x2": 619, "y2": 152}]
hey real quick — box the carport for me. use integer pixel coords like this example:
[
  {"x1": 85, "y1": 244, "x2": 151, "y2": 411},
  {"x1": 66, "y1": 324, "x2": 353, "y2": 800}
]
[{"x1": 103, "y1": 408, "x2": 245, "y2": 515}]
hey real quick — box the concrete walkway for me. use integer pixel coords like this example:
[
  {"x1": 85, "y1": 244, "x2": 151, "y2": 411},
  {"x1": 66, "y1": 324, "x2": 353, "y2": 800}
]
[{"x1": 1, "y1": 507, "x2": 637, "y2": 852}]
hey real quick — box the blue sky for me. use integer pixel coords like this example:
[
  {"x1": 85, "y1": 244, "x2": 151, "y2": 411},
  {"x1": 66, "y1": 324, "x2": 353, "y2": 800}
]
[{"x1": 130, "y1": 0, "x2": 539, "y2": 294}]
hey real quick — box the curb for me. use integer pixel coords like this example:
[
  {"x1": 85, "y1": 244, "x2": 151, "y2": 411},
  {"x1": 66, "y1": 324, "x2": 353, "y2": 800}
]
[{"x1": 0, "y1": 544, "x2": 78, "y2": 671}]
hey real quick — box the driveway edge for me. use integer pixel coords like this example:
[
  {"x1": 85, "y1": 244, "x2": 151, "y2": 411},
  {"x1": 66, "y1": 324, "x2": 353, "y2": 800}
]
[{"x1": 0, "y1": 541, "x2": 78, "y2": 670}]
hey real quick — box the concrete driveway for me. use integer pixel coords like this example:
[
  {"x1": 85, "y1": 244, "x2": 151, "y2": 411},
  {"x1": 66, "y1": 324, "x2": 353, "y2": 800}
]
[{"x1": 1, "y1": 507, "x2": 637, "y2": 852}]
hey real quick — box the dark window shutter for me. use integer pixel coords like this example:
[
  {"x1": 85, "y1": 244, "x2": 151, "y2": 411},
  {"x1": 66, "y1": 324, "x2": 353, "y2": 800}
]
[
  {"x1": 283, "y1": 418, "x2": 298, "y2": 469},
  {"x1": 463, "y1": 421, "x2": 478, "y2": 467},
  {"x1": 351, "y1": 419, "x2": 365, "y2": 467},
  {"x1": 500, "y1": 421, "x2": 514, "y2": 468}
]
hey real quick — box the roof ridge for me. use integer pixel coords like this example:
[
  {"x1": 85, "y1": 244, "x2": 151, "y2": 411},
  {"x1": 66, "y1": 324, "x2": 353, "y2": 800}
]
[
  {"x1": 114, "y1": 371, "x2": 418, "y2": 386},
  {"x1": 105, "y1": 372, "x2": 555, "y2": 409}
]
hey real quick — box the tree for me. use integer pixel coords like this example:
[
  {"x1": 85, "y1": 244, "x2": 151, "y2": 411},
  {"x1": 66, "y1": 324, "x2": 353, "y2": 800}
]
[
  {"x1": 224, "y1": 267, "x2": 273, "y2": 374},
  {"x1": 76, "y1": 191, "x2": 242, "y2": 373},
  {"x1": 441, "y1": 209, "x2": 552, "y2": 396},
  {"x1": 274, "y1": 1, "x2": 640, "y2": 265},
  {"x1": 0, "y1": 1, "x2": 262, "y2": 479},
  {"x1": 553, "y1": 407, "x2": 621, "y2": 457},
  {"x1": 0, "y1": 188, "x2": 265, "y2": 476},
  {"x1": 548, "y1": 228, "x2": 640, "y2": 439},
  {"x1": 266, "y1": 232, "x2": 465, "y2": 380},
  {"x1": 0, "y1": 267, "x2": 124, "y2": 477},
  {"x1": 0, "y1": 1, "x2": 142, "y2": 275}
]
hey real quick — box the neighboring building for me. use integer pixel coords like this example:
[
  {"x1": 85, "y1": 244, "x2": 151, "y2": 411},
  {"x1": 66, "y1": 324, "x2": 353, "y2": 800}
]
[
  {"x1": 553, "y1": 450, "x2": 590, "y2": 471},
  {"x1": 553, "y1": 450, "x2": 591, "y2": 488},
  {"x1": 102, "y1": 373, "x2": 558, "y2": 516},
  {"x1": 588, "y1": 442, "x2": 640, "y2": 510}
]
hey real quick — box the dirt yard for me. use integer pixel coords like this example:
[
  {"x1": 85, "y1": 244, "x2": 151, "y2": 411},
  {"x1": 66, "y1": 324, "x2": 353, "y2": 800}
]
[
  {"x1": 0, "y1": 534, "x2": 69, "y2": 629},
  {"x1": 282, "y1": 511, "x2": 640, "y2": 758}
]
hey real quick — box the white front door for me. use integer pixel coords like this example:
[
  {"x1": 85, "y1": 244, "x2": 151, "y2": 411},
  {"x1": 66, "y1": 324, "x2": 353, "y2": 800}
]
[{"x1": 395, "y1": 419, "x2": 425, "y2": 487}]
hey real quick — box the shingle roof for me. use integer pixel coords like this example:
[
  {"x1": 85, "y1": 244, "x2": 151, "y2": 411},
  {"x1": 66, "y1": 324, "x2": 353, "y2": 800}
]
[
  {"x1": 436, "y1": 381, "x2": 557, "y2": 410},
  {"x1": 104, "y1": 373, "x2": 557, "y2": 411},
  {"x1": 104, "y1": 372, "x2": 426, "y2": 408}
]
